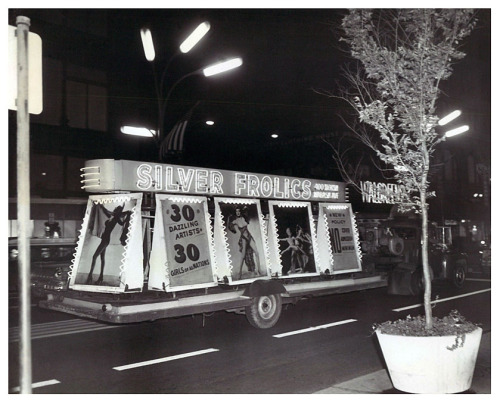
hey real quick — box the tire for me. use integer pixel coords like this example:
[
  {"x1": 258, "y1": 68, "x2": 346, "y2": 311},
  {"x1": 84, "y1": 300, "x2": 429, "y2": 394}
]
[
  {"x1": 410, "y1": 269, "x2": 424, "y2": 296},
  {"x1": 245, "y1": 294, "x2": 282, "y2": 329},
  {"x1": 452, "y1": 262, "x2": 466, "y2": 288}
]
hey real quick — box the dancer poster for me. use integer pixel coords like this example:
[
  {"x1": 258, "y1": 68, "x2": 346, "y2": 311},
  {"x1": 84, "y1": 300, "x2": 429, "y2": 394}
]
[
  {"x1": 148, "y1": 195, "x2": 217, "y2": 291},
  {"x1": 316, "y1": 203, "x2": 362, "y2": 274},
  {"x1": 268, "y1": 201, "x2": 319, "y2": 277},
  {"x1": 213, "y1": 198, "x2": 270, "y2": 284},
  {"x1": 70, "y1": 193, "x2": 144, "y2": 293}
]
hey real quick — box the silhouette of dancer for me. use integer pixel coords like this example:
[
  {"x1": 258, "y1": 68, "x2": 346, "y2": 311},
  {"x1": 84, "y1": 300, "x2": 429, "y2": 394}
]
[{"x1": 86, "y1": 204, "x2": 130, "y2": 285}]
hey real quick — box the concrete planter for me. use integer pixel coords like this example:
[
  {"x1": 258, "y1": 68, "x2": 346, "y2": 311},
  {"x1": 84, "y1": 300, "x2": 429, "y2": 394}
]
[{"x1": 376, "y1": 327, "x2": 482, "y2": 393}]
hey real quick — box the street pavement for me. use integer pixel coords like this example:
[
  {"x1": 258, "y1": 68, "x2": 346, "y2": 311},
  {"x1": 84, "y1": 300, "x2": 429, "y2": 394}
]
[{"x1": 316, "y1": 329, "x2": 491, "y2": 394}]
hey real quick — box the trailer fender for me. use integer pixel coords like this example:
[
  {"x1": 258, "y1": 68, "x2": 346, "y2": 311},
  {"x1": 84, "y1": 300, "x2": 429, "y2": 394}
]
[
  {"x1": 242, "y1": 279, "x2": 287, "y2": 298},
  {"x1": 387, "y1": 263, "x2": 418, "y2": 296}
]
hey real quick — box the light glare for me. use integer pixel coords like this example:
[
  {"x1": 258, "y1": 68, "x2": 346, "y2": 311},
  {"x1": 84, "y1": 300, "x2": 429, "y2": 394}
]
[
  {"x1": 140, "y1": 28, "x2": 155, "y2": 62},
  {"x1": 445, "y1": 125, "x2": 469, "y2": 138},
  {"x1": 121, "y1": 125, "x2": 156, "y2": 137},
  {"x1": 203, "y1": 58, "x2": 243, "y2": 77},
  {"x1": 180, "y1": 22, "x2": 211, "y2": 54},
  {"x1": 206, "y1": 120, "x2": 215, "y2": 126},
  {"x1": 438, "y1": 110, "x2": 461, "y2": 126}
]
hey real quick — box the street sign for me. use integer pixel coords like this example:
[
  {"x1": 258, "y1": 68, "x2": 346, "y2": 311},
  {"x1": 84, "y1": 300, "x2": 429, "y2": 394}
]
[{"x1": 8, "y1": 25, "x2": 43, "y2": 115}]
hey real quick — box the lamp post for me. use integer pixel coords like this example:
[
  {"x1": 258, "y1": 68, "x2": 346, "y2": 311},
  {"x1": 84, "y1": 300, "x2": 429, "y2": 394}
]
[
  {"x1": 131, "y1": 23, "x2": 242, "y2": 161},
  {"x1": 140, "y1": 24, "x2": 209, "y2": 145}
]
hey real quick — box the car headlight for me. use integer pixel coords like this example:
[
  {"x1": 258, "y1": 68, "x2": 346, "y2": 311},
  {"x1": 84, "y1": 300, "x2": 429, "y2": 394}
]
[{"x1": 10, "y1": 249, "x2": 19, "y2": 260}]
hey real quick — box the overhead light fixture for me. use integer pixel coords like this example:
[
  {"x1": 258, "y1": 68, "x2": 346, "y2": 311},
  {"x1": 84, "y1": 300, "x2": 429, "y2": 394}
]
[
  {"x1": 121, "y1": 125, "x2": 156, "y2": 137},
  {"x1": 445, "y1": 125, "x2": 469, "y2": 138},
  {"x1": 271, "y1": 133, "x2": 279, "y2": 139},
  {"x1": 203, "y1": 58, "x2": 242, "y2": 77},
  {"x1": 140, "y1": 28, "x2": 155, "y2": 62},
  {"x1": 206, "y1": 120, "x2": 215, "y2": 126},
  {"x1": 438, "y1": 110, "x2": 461, "y2": 126},
  {"x1": 179, "y1": 21, "x2": 211, "y2": 54}
]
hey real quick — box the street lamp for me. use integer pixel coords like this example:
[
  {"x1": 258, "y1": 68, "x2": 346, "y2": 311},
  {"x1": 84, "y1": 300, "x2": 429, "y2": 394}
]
[
  {"x1": 120, "y1": 57, "x2": 242, "y2": 140},
  {"x1": 444, "y1": 125, "x2": 469, "y2": 138},
  {"x1": 140, "y1": 28, "x2": 155, "y2": 62},
  {"x1": 140, "y1": 22, "x2": 210, "y2": 62},
  {"x1": 179, "y1": 22, "x2": 211, "y2": 54},
  {"x1": 203, "y1": 57, "x2": 242, "y2": 76},
  {"x1": 120, "y1": 125, "x2": 156, "y2": 137},
  {"x1": 437, "y1": 109, "x2": 469, "y2": 138},
  {"x1": 124, "y1": 21, "x2": 243, "y2": 152},
  {"x1": 438, "y1": 110, "x2": 461, "y2": 126}
]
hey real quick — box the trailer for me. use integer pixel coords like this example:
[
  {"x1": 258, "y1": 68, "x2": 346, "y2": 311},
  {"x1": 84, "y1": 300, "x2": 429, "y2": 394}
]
[{"x1": 39, "y1": 159, "x2": 387, "y2": 329}]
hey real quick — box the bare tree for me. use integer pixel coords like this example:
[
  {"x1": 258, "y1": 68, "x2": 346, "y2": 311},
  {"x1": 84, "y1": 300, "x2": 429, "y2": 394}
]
[{"x1": 330, "y1": 9, "x2": 476, "y2": 328}]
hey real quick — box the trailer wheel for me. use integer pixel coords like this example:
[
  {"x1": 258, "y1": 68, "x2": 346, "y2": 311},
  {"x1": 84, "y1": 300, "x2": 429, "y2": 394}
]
[
  {"x1": 245, "y1": 294, "x2": 282, "y2": 329},
  {"x1": 410, "y1": 269, "x2": 424, "y2": 296},
  {"x1": 452, "y1": 261, "x2": 466, "y2": 288}
]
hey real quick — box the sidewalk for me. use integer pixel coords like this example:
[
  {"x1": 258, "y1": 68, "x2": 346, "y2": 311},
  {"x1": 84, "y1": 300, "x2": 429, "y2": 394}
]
[{"x1": 316, "y1": 331, "x2": 491, "y2": 394}]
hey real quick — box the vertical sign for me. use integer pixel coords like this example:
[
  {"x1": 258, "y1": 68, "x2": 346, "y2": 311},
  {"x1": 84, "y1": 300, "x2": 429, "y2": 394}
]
[
  {"x1": 8, "y1": 24, "x2": 43, "y2": 114},
  {"x1": 214, "y1": 198, "x2": 270, "y2": 284},
  {"x1": 316, "y1": 203, "x2": 362, "y2": 274},
  {"x1": 148, "y1": 195, "x2": 217, "y2": 291},
  {"x1": 70, "y1": 194, "x2": 144, "y2": 293},
  {"x1": 267, "y1": 201, "x2": 319, "y2": 277}
]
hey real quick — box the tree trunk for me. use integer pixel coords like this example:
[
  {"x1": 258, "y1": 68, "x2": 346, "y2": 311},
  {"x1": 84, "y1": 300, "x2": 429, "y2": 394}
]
[{"x1": 420, "y1": 191, "x2": 433, "y2": 329}]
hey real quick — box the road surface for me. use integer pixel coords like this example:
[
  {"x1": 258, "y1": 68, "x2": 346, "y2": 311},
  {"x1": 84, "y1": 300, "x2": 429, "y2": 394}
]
[{"x1": 9, "y1": 277, "x2": 491, "y2": 393}]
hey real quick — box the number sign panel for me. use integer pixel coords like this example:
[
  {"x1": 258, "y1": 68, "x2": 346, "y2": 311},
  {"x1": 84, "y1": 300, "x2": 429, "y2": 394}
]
[
  {"x1": 316, "y1": 203, "x2": 362, "y2": 274},
  {"x1": 148, "y1": 195, "x2": 217, "y2": 292}
]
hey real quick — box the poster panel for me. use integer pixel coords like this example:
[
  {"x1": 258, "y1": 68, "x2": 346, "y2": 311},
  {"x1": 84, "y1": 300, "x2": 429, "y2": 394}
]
[
  {"x1": 148, "y1": 195, "x2": 217, "y2": 291},
  {"x1": 268, "y1": 201, "x2": 319, "y2": 277},
  {"x1": 316, "y1": 203, "x2": 362, "y2": 274},
  {"x1": 70, "y1": 193, "x2": 144, "y2": 293},
  {"x1": 214, "y1": 198, "x2": 270, "y2": 284}
]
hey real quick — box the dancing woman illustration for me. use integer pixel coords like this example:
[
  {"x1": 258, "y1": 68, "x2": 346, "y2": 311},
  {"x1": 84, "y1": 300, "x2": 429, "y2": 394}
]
[
  {"x1": 86, "y1": 203, "x2": 131, "y2": 285},
  {"x1": 279, "y1": 227, "x2": 308, "y2": 274},
  {"x1": 296, "y1": 225, "x2": 313, "y2": 270},
  {"x1": 227, "y1": 206, "x2": 261, "y2": 279}
]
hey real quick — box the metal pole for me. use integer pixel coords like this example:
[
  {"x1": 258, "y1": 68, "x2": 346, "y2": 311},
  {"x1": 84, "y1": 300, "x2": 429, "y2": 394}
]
[{"x1": 16, "y1": 15, "x2": 32, "y2": 394}]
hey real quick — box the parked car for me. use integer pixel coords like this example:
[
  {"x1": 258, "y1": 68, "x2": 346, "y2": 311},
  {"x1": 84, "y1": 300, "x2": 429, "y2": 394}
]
[{"x1": 9, "y1": 240, "x2": 74, "y2": 297}]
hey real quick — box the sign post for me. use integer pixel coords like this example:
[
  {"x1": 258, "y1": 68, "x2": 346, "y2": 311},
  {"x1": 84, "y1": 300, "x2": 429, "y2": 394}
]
[
  {"x1": 10, "y1": 17, "x2": 42, "y2": 393},
  {"x1": 15, "y1": 16, "x2": 32, "y2": 394}
]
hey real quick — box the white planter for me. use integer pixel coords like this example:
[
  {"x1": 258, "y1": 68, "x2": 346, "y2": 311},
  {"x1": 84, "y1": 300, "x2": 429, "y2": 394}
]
[{"x1": 376, "y1": 327, "x2": 482, "y2": 394}]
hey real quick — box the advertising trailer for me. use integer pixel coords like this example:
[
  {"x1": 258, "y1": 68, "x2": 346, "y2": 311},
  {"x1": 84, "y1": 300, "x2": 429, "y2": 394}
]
[{"x1": 40, "y1": 159, "x2": 387, "y2": 329}]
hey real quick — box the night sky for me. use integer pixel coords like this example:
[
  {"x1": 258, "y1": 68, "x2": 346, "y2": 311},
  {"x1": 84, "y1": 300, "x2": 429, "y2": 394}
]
[
  {"x1": 103, "y1": 7, "x2": 491, "y2": 172},
  {"x1": 6, "y1": 6, "x2": 491, "y2": 178}
]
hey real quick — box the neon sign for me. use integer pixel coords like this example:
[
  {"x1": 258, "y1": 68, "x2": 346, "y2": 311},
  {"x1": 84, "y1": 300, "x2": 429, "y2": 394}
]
[
  {"x1": 360, "y1": 181, "x2": 406, "y2": 204},
  {"x1": 82, "y1": 159, "x2": 346, "y2": 202}
]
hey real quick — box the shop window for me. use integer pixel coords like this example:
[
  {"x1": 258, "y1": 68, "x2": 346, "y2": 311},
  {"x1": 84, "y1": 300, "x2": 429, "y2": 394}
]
[{"x1": 66, "y1": 79, "x2": 107, "y2": 131}]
